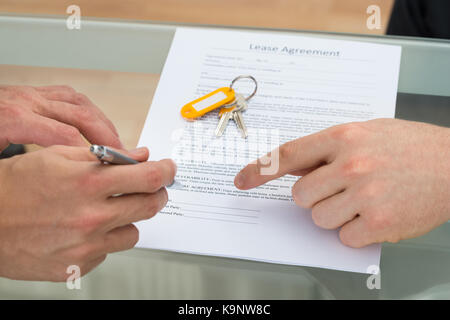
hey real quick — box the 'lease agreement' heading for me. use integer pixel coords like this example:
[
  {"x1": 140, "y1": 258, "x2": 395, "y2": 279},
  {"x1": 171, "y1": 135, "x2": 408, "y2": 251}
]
[{"x1": 249, "y1": 44, "x2": 340, "y2": 57}]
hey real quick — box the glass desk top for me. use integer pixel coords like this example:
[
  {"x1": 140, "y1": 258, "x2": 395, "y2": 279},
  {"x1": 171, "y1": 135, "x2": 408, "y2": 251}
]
[{"x1": 0, "y1": 14, "x2": 449, "y2": 299}]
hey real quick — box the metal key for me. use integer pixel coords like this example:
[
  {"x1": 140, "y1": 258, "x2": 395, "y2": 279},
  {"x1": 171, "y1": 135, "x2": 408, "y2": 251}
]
[
  {"x1": 215, "y1": 93, "x2": 244, "y2": 137},
  {"x1": 214, "y1": 108, "x2": 234, "y2": 137},
  {"x1": 232, "y1": 94, "x2": 248, "y2": 138}
]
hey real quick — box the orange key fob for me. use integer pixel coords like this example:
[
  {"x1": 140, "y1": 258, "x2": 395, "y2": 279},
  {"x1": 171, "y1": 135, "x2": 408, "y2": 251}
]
[{"x1": 181, "y1": 87, "x2": 235, "y2": 120}]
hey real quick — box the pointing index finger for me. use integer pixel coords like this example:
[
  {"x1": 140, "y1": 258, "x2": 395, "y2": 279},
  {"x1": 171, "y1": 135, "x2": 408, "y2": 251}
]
[{"x1": 234, "y1": 129, "x2": 336, "y2": 190}]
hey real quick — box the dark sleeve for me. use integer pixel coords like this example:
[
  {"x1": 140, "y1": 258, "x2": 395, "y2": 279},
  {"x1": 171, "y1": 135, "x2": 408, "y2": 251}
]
[
  {"x1": 387, "y1": 0, "x2": 450, "y2": 39},
  {"x1": 0, "y1": 144, "x2": 25, "y2": 159}
]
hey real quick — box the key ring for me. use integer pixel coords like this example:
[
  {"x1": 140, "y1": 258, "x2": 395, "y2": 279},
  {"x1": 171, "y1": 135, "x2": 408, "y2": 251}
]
[
  {"x1": 223, "y1": 75, "x2": 258, "y2": 108},
  {"x1": 229, "y1": 75, "x2": 258, "y2": 101}
]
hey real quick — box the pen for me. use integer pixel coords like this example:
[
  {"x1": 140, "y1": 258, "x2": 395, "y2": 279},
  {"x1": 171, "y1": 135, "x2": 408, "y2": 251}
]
[{"x1": 90, "y1": 145, "x2": 184, "y2": 190}]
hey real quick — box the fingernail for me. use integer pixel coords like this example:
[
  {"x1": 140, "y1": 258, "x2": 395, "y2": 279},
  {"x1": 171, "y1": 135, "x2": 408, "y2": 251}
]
[
  {"x1": 129, "y1": 147, "x2": 146, "y2": 155},
  {"x1": 235, "y1": 172, "x2": 245, "y2": 189}
]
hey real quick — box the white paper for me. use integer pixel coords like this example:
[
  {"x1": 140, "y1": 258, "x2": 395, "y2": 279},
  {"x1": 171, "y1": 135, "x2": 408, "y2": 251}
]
[{"x1": 136, "y1": 27, "x2": 401, "y2": 273}]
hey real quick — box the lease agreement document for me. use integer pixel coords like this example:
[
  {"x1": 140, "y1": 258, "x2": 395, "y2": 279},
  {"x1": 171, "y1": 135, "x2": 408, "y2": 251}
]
[{"x1": 136, "y1": 28, "x2": 401, "y2": 273}]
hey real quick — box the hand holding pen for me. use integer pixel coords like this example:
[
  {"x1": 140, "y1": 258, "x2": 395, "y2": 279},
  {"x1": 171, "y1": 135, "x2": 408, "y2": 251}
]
[{"x1": 0, "y1": 145, "x2": 177, "y2": 281}]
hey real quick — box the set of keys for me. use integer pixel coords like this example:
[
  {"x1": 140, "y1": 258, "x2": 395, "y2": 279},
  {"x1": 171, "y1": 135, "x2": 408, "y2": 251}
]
[
  {"x1": 215, "y1": 92, "x2": 248, "y2": 138},
  {"x1": 180, "y1": 75, "x2": 257, "y2": 139}
]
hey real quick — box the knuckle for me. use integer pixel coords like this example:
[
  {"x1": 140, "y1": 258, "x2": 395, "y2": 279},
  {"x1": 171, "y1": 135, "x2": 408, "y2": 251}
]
[
  {"x1": 0, "y1": 103, "x2": 24, "y2": 119},
  {"x1": 6, "y1": 86, "x2": 30, "y2": 99},
  {"x1": 75, "y1": 106, "x2": 94, "y2": 123},
  {"x1": 366, "y1": 211, "x2": 392, "y2": 231},
  {"x1": 62, "y1": 126, "x2": 82, "y2": 143},
  {"x1": 358, "y1": 181, "x2": 383, "y2": 200},
  {"x1": 46, "y1": 144, "x2": 66, "y2": 154},
  {"x1": 11, "y1": 149, "x2": 54, "y2": 175},
  {"x1": 279, "y1": 141, "x2": 296, "y2": 161},
  {"x1": 331, "y1": 123, "x2": 361, "y2": 144},
  {"x1": 15, "y1": 86, "x2": 41, "y2": 105},
  {"x1": 72, "y1": 210, "x2": 107, "y2": 236},
  {"x1": 341, "y1": 155, "x2": 372, "y2": 178},
  {"x1": 77, "y1": 171, "x2": 107, "y2": 195}
]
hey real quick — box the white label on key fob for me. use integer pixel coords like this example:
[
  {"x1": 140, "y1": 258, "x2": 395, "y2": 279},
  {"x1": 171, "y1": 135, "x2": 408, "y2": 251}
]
[{"x1": 192, "y1": 91, "x2": 227, "y2": 110}]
